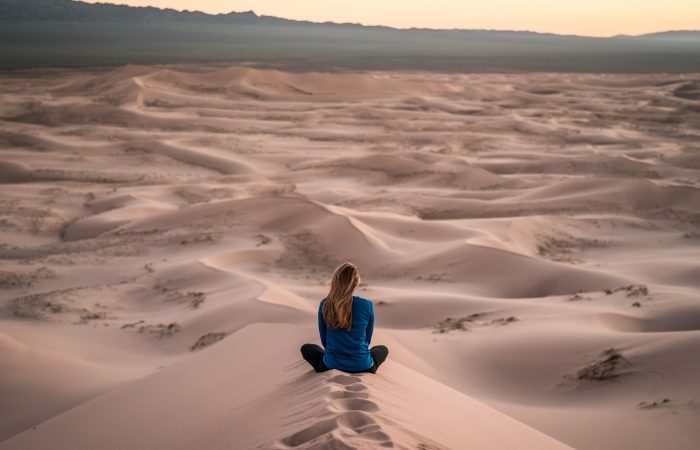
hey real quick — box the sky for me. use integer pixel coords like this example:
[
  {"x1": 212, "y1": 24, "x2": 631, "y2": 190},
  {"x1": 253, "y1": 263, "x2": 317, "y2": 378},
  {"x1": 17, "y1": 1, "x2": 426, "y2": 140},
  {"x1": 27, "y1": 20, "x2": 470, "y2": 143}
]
[{"x1": 82, "y1": 1, "x2": 700, "y2": 37}]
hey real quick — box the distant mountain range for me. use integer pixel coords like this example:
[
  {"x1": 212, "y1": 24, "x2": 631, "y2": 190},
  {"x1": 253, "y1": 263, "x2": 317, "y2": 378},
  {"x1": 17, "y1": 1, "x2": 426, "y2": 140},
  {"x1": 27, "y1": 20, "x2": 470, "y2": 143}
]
[
  {"x1": 0, "y1": 0, "x2": 303, "y2": 26},
  {"x1": 2, "y1": 0, "x2": 699, "y2": 38},
  {"x1": 1, "y1": 0, "x2": 699, "y2": 71},
  {"x1": 636, "y1": 30, "x2": 700, "y2": 40}
]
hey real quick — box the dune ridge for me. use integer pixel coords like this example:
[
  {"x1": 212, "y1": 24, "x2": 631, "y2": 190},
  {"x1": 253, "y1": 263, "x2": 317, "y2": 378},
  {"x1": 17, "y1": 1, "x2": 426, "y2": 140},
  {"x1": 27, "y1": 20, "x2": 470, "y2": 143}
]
[{"x1": 0, "y1": 324, "x2": 574, "y2": 450}]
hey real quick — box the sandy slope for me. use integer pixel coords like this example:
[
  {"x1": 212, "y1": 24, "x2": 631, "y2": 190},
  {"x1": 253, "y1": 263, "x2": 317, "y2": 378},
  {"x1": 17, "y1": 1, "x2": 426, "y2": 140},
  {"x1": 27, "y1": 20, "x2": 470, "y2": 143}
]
[
  {"x1": 0, "y1": 66, "x2": 699, "y2": 449},
  {"x1": 0, "y1": 323, "x2": 573, "y2": 450}
]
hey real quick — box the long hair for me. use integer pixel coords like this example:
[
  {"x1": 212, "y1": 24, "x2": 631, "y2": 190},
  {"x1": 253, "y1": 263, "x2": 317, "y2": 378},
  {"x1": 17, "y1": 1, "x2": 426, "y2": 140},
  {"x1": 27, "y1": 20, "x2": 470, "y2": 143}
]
[{"x1": 322, "y1": 262, "x2": 361, "y2": 330}]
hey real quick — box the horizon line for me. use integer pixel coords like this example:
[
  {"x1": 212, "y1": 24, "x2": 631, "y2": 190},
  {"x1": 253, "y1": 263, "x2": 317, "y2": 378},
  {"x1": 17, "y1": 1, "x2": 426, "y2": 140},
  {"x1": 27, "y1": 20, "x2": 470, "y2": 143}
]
[{"x1": 77, "y1": 1, "x2": 699, "y2": 39}]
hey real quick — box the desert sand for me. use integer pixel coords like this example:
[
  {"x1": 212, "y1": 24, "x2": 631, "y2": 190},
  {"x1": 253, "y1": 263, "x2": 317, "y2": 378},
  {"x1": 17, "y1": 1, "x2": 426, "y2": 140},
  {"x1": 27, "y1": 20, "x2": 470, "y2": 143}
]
[{"x1": 0, "y1": 66, "x2": 699, "y2": 450}]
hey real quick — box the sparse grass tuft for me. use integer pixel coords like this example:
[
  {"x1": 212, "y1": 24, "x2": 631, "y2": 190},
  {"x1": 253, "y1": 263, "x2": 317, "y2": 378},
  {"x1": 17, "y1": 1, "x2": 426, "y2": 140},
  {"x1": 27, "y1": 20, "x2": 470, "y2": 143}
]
[
  {"x1": 190, "y1": 332, "x2": 228, "y2": 351},
  {"x1": 255, "y1": 233, "x2": 271, "y2": 246},
  {"x1": 433, "y1": 313, "x2": 486, "y2": 333},
  {"x1": 154, "y1": 283, "x2": 206, "y2": 308},
  {"x1": 189, "y1": 292, "x2": 206, "y2": 308},
  {"x1": 0, "y1": 266, "x2": 57, "y2": 289},
  {"x1": 122, "y1": 321, "x2": 181, "y2": 338},
  {"x1": 490, "y1": 316, "x2": 518, "y2": 326},
  {"x1": 566, "y1": 291, "x2": 589, "y2": 301},
  {"x1": 575, "y1": 348, "x2": 629, "y2": 381},
  {"x1": 7, "y1": 289, "x2": 72, "y2": 319},
  {"x1": 604, "y1": 285, "x2": 649, "y2": 297},
  {"x1": 78, "y1": 310, "x2": 107, "y2": 323},
  {"x1": 638, "y1": 398, "x2": 671, "y2": 409}
]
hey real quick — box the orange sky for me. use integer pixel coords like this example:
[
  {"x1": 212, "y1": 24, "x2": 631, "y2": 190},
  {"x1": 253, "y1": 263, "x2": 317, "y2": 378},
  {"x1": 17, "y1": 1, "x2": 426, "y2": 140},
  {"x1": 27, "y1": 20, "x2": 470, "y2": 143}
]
[{"x1": 82, "y1": 1, "x2": 700, "y2": 37}]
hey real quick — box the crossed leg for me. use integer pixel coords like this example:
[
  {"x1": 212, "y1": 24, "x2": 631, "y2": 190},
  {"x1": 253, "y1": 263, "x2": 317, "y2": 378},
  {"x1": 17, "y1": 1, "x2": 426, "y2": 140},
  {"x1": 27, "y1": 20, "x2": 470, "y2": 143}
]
[
  {"x1": 368, "y1": 345, "x2": 389, "y2": 373},
  {"x1": 300, "y1": 343, "x2": 330, "y2": 372},
  {"x1": 300, "y1": 343, "x2": 389, "y2": 374}
]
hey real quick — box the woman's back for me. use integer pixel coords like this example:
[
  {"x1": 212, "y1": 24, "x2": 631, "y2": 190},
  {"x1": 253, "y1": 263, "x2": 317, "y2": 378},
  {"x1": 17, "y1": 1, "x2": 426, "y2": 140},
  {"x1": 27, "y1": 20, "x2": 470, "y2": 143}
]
[
  {"x1": 300, "y1": 262, "x2": 388, "y2": 374},
  {"x1": 318, "y1": 295, "x2": 374, "y2": 372}
]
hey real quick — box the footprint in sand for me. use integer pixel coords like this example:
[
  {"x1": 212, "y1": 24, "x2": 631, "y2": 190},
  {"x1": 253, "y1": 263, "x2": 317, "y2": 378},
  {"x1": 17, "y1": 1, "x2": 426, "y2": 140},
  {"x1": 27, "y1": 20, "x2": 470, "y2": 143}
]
[
  {"x1": 326, "y1": 374, "x2": 362, "y2": 385},
  {"x1": 345, "y1": 383, "x2": 368, "y2": 392},
  {"x1": 326, "y1": 389, "x2": 370, "y2": 400},
  {"x1": 279, "y1": 417, "x2": 340, "y2": 447},
  {"x1": 329, "y1": 398, "x2": 380, "y2": 412},
  {"x1": 276, "y1": 374, "x2": 393, "y2": 449}
]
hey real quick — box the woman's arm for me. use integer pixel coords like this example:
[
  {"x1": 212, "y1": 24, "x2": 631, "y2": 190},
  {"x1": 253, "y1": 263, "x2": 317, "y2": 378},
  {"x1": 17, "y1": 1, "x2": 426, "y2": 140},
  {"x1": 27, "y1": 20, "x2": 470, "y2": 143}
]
[
  {"x1": 365, "y1": 301, "x2": 374, "y2": 345},
  {"x1": 318, "y1": 300, "x2": 327, "y2": 348}
]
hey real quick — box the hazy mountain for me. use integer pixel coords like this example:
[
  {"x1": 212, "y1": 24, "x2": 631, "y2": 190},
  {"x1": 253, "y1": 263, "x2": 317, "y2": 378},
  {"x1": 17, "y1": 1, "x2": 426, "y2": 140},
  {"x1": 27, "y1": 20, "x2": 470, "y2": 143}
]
[
  {"x1": 639, "y1": 31, "x2": 700, "y2": 40},
  {"x1": 0, "y1": 0, "x2": 576, "y2": 33},
  {"x1": 0, "y1": 0, "x2": 308, "y2": 26},
  {"x1": 1, "y1": 0, "x2": 699, "y2": 72}
]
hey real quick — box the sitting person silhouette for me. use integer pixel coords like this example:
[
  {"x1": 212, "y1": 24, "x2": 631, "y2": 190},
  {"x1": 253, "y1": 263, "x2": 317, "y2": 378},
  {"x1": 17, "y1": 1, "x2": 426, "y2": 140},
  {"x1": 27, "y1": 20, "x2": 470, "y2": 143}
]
[{"x1": 300, "y1": 262, "x2": 388, "y2": 374}]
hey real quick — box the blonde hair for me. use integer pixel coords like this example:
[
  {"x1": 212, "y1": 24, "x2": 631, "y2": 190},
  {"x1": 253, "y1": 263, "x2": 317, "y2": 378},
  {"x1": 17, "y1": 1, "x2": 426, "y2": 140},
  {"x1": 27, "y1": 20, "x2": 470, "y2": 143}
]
[{"x1": 322, "y1": 262, "x2": 361, "y2": 330}]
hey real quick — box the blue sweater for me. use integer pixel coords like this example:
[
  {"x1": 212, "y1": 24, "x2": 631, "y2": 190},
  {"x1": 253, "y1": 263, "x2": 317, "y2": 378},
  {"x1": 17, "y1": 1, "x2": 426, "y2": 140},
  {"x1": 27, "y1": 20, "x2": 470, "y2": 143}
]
[{"x1": 318, "y1": 295, "x2": 374, "y2": 372}]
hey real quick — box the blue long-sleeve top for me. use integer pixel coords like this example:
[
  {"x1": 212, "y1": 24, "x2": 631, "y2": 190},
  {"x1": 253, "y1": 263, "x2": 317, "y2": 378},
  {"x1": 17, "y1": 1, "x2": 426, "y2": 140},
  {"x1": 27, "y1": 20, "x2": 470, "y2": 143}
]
[{"x1": 318, "y1": 295, "x2": 374, "y2": 372}]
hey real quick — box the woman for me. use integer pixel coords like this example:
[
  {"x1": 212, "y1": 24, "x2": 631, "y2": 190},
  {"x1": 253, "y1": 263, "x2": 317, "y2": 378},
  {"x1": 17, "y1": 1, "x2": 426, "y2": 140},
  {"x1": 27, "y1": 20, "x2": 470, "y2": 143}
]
[{"x1": 300, "y1": 262, "x2": 389, "y2": 374}]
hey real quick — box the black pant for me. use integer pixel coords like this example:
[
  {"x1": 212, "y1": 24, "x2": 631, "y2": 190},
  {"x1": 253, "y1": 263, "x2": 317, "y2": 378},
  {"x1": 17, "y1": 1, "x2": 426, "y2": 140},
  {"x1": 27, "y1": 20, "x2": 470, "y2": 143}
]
[{"x1": 300, "y1": 343, "x2": 389, "y2": 374}]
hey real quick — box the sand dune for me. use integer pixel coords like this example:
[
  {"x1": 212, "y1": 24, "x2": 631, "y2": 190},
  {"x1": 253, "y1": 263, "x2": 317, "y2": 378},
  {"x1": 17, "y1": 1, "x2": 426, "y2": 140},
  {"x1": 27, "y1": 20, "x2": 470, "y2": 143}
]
[
  {"x1": 1, "y1": 66, "x2": 699, "y2": 449},
  {"x1": 0, "y1": 324, "x2": 573, "y2": 450}
]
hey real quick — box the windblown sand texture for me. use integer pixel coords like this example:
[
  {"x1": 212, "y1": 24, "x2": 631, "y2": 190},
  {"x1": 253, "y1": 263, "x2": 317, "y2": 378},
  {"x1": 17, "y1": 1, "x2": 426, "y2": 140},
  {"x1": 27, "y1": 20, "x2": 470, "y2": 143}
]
[{"x1": 1, "y1": 66, "x2": 699, "y2": 450}]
